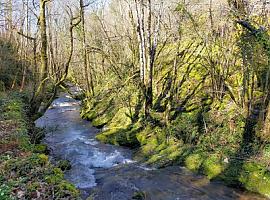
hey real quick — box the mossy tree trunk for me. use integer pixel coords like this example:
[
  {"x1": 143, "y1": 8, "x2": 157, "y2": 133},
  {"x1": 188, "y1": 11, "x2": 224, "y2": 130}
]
[
  {"x1": 29, "y1": 0, "x2": 50, "y2": 113},
  {"x1": 39, "y1": 0, "x2": 48, "y2": 84}
]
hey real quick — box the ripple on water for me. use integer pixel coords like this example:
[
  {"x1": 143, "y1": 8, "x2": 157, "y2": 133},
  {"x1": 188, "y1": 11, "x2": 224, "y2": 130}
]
[
  {"x1": 65, "y1": 166, "x2": 97, "y2": 189},
  {"x1": 72, "y1": 149, "x2": 134, "y2": 168},
  {"x1": 83, "y1": 139, "x2": 99, "y2": 145}
]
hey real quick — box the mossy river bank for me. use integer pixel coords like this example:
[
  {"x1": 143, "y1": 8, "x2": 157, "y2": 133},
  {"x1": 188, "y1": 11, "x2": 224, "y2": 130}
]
[{"x1": 35, "y1": 87, "x2": 268, "y2": 200}]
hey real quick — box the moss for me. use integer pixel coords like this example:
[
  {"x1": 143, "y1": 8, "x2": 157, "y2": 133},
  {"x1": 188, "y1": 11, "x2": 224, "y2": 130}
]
[
  {"x1": 45, "y1": 168, "x2": 80, "y2": 197},
  {"x1": 81, "y1": 97, "x2": 114, "y2": 122},
  {"x1": 45, "y1": 168, "x2": 64, "y2": 184},
  {"x1": 96, "y1": 126, "x2": 140, "y2": 148},
  {"x1": 92, "y1": 114, "x2": 112, "y2": 128},
  {"x1": 185, "y1": 153, "x2": 204, "y2": 172},
  {"x1": 57, "y1": 160, "x2": 72, "y2": 171},
  {"x1": 136, "y1": 126, "x2": 163, "y2": 156},
  {"x1": 138, "y1": 136, "x2": 159, "y2": 156},
  {"x1": 57, "y1": 180, "x2": 80, "y2": 197},
  {"x1": 80, "y1": 98, "x2": 97, "y2": 119},
  {"x1": 239, "y1": 162, "x2": 270, "y2": 197},
  {"x1": 96, "y1": 132, "x2": 110, "y2": 143},
  {"x1": 134, "y1": 127, "x2": 185, "y2": 165},
  {"x1": 33, "y1": 144, "x2": 49, "y2": 154},
  {"x1": 85, "y1": 110, "x2": 98, "y2": 120},
  {"x1": 222, "y1": 160, "x2": 243, "y2": 186},
  {"x1": 166, "y1": 145, "x2": 183, "y2": 160},
  {"x1": 132, "y1": 191, "x2": 146, "y2": 199},
  {"x1": 146, "y1": 142, "x2": 183, "y2": 167},
  {"x1": 202, "y1": 154, "x2": 224, "y2": 179},
  {"x1": 37, "y1": 154, "x2": 49, "y2": 165},
  {"x1": 136, "y1": 126, "x2": 151, "y2": 145},
  {"x1": 79, "y1": 69, "x2": 270, "y2": 198},
  {"x1": 108, "y1": 107, "x2": 132, "y2": 129}
]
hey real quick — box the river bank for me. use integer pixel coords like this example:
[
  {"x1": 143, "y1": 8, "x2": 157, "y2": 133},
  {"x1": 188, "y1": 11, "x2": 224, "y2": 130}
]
[
  {"x1": 0, "y1": 91, "x2": 80, "y2": 199},
  {"x1": 81, "y1": 89, "x2": 270, "y2": 199}
]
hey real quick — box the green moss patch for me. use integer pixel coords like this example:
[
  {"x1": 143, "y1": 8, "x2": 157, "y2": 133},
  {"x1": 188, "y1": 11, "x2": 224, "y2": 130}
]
[
  {"x1": 33, "y1": 144, "x2": 49, "y2": 154},
  {"x1": 57, "y1": 160, "x2": 72, "y2": 171},
  {"x1": 96, "y1": 126, "x2": 141, "y2": 148},
  {"x1": 202, "y1": 154, "x2": 224, "y2": 179},
  {"x1": 239, "y1": 162, "x2": 270, "y2": 197},
  {"x1": 185, "y1": 153, "x2": 205, "y2": 172}
]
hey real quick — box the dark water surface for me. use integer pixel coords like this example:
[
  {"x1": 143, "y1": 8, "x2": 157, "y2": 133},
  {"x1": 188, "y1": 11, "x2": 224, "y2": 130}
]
[{"x1": 36, "y1": 90, "x2": 268, "y2": 200}]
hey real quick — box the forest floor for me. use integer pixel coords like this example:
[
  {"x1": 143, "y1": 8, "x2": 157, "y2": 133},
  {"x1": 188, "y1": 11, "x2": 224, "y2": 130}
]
[{"x1": 0, "y1": 91, "x2": 80, "y2": 200}]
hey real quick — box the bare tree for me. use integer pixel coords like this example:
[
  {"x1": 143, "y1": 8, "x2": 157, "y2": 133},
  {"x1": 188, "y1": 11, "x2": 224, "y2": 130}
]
[{"x1": 135, "y1": 0, "x2": 163, "y2": 117}]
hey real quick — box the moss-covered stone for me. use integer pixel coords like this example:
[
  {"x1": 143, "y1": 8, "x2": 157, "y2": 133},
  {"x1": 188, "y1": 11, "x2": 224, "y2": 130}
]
[
  {"x1": 202, "y1": 154, "x2": 224, "y2": 179},
  {"x1": 108, "y1": 107, "x2": 132, "y2": 129},
  {"x1": 185, "y1": 153, "x2": 204, "y2": 172},
  {"x1": 96, "y1": 126, "x2": 140, "y2": 148},
  {"x1": 221, "y1": 160, "x2": 243, "y2": 186},
  {"x1": 79, "y1": 70, "x2": 270, "y2": 198},
  {"x1": 240, "y1": 162, "x2": 270, "y2": 197},
  {"x1": 92, "y1": 114, "x2": 113, "y2": 128},
  {"x1": 146, "y1": 143, "x2": 183, "y2": 167},
  {"x1": 82, "y1": 109, "x2": 97, "y2": 121},
  {"x1": 81, "y1": 97, "x2": 114, "y2": 122}
]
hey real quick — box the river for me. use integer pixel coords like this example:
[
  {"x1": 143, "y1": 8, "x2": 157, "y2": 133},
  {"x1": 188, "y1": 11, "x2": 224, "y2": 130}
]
[{"x1": 35, "y1": 89, "x2": 267, "y2": 200}]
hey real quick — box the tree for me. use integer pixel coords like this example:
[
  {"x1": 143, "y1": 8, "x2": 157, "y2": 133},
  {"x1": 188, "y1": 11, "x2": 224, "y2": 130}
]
[
  {"x1": 80, "y1": 0, "x2": 95, "y2": 96},
  {"x1": 135, "y1": 0, "x2": 163, "y2": 117},
  {"x1": 39, "y1": 0, "x2": 49, "y2": 84}
]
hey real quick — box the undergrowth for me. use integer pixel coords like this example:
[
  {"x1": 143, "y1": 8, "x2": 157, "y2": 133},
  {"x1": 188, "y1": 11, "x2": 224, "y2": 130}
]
[{"x1": 0, "y1": 91, "x2": 80, "y2": 200}]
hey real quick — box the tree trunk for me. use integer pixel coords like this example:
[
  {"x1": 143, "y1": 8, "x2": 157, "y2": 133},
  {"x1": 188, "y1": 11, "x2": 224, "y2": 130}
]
[
  {"x1": 80, "y1": 0, "x2": 94, "y2": 96},
  {"x1": 39, "y1": 0, "x2": 48, "y2": 83}
]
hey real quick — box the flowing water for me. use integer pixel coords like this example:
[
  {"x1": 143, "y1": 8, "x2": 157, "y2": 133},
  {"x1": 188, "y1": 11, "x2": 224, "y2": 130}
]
[{"x1": 36, "y1": 88, "x2": 268, "y2": 200}]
